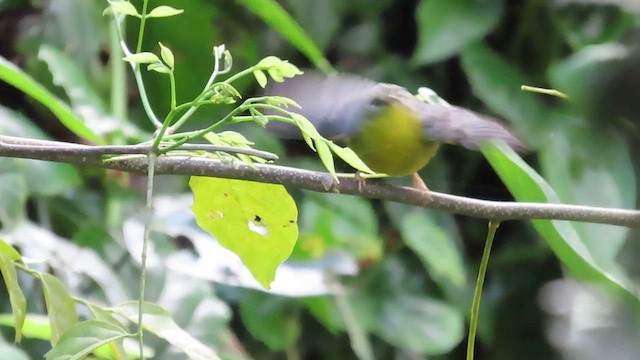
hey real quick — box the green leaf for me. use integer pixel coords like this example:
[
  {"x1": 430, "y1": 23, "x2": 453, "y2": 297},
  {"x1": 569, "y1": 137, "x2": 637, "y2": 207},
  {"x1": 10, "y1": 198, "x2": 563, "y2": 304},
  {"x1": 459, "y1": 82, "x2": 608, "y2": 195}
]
[
  {"x1": 399, "y1": 212, "x2": 466, "y2": 288},
  {"x1": 482, "y1": 143, "x2": 638, "y2": 301},
  {"x1": 253, "y1": 69, "x2": 268, "y2": 88},
  {"x1": 239, "y1": 293, "x2": 300, "y2": 350},
  {"x1": 0, "y1": 314, "x2": 51, "y2": 341},
  {"x1": 190, "y1": 177, "x2": 298, "y2": 289},
  {"x1": 328, "y1": 143, "x2": 376, "y2": 174},
  {"x1": 414, "y1": 0, "x2": 503, "y2": 64},
  {"x1": 147, "y1": 5, "x2": 184, "y2": 18},
  {"x1": 112, "y1": 301, "x2": 220, "y2": 360},
  {"x1": 44, "y1": 320, "x2": 127, "y2": 360},
  {"x1": 315, "y1": 140, "x2": 337, "y2": 181},
  {"x1": 267, "y1": 67, "x2": 285, "y2": 82},
  {"x1": 37, "y1": 45, "x2": 109, "y2": 133},
  {"x1": 0, "y1": 169, "x2": 27, "y2": 227},
  {"x1": 296, "y1": 192, "x2": 382, "y2": 261},
  {"x1": 264, "y1": 95, "x2": 300, "y2": 107},
  {"x1": 0, "y1": 253, "x2": 26, "y2": 342},
  {"x1": 238, "y1": 0, "x2": 334, "y2": 74},
  {"x1": 249, "y1": 108, "x2": 268, "y2": 126},
  {"x1": 147, "y1": 62, "x2": 171, "y2": 74},
  {"x1": 0, "y1": 56, "x2": 102, "y2": 144},
  {"x1": 374, "y1": 293, "x2": 464, "y2": 355},
  {"x1": 40, "y1": 273, "x2": 79, "y2": 345},
  {"x1": 290, "y1": 113, "x2": 322, "y2": 139},
  {"x1": 158, "y1": 42, "x2": 175, "y2": 69},
  {"x1": 0, "y1": 107, "x2": 83, "y2": 197},
  {"x1": 254, "y1": 56, "x2": 303, "y2": 84},
  {"x1": 539, "y1": 130, "x2": 635, "y2": 285},
  {"x1": 0, "y1": 238, "x2": 21, "y2": 261},
  {"x1": 210, "y1": 83, "x2": 242, "y2": 103},
  {"x1": 108, "y1": 0, "x2": 139, "y2": 17},
  {"x1": 256, "y1": 56, "x2": 283, "y2": 69},
  {"x1": 122, "y1": 52, "x2": 161, "y2": 65},
  {"x1": 217, "y1": 131, "x2": 254, "y2": 146}
]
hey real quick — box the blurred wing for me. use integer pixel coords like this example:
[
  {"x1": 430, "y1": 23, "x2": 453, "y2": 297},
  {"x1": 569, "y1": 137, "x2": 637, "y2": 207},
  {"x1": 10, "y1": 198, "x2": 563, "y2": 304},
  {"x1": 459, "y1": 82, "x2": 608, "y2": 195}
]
[
  {"x1": 419, "y1": 104, "x2": 523, "y2": 151},
  {"x1": 264, "y1": 73, "x2": 377, "y2": 141}
]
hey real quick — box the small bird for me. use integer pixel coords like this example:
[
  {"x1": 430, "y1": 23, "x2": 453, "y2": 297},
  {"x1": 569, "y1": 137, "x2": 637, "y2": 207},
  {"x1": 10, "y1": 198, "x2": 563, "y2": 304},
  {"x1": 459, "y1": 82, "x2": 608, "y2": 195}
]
[{"x1": 266, "y1": 74, "x2": 522, "y2": 188}]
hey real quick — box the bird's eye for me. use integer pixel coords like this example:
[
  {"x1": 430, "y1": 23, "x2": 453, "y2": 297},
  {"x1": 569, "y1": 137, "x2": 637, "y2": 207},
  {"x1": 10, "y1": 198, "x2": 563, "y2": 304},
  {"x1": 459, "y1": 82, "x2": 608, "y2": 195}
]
[{"x1": 370, "y1": 96, "x2": 391, "y2": 107}]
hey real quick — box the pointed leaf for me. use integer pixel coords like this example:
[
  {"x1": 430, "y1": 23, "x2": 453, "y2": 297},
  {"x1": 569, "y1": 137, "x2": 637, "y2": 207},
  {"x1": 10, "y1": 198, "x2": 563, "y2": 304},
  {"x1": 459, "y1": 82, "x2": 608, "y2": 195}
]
[
  {"x1": 0, "y1": 253, "x2": 26, "y2": 342},
  {"x1": 375, "y1": 293, "x2": 464, "y2": 355},
  {"x1": 0, "y1": 56, "x2": 102, "y2": 143},
  {"x1": 158, "y1": 42, "x2": 174, "y2": 69},
  {"x1": 122, "y1": 52, "x2": 160, "y2": 65},
  {"x1": 315, "y1": 140, "x2": 337, "y2": 180},
  {"x1": 112, "y1": 301, "x2": 220, "y2": 360},
  {"x1": 238, "y1": 0, "x2": 333, "y2": 73},
  {"x1": 40, "y1": 273, "x2": 79, "y2": 345},
  {"x1": 147, "y1": 5, "x2": 184, "y2": 18},
  {"x1": 253, "y1": 69, "x2": 268, "y2": 88},
  {"x1": 0, "y1": 238, "x2": 21, "y2": 261},
  {"x1": 482, "y1": 143, "x2": 638, "y2": 300},
  {"x1": 328, "y1": 143, "x2": 376, "y2": 174},
  {"x1": 399, "y1": 212, "x2": 466, "y2": 288},
  {"x1": 44, "y1": 320, "x2": 127, "y2": 360},
  {"x1": 108, "y1": 1, "x2": 139, "y2": 17},
  {"x1": 414, "y1": 0, "x2": 503, "y2": 64}
]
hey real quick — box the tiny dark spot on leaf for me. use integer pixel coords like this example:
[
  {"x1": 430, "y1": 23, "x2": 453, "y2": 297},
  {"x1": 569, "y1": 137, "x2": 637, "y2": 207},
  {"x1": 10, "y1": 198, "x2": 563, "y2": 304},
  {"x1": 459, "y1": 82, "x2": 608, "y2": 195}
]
[
  {"x1": 223, "y1": 193, "x2": 228, "y2": 197},
  {"x1": 289, "y1": 220, "x2": 295, "y2": 223},
  {"x1": 254, "y1": 215, "x2": 262, "y2": 222}
]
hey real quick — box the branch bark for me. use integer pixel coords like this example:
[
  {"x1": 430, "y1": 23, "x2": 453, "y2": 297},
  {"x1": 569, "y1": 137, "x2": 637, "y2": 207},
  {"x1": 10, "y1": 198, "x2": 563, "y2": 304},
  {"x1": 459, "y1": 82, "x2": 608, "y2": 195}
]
[{"x1": 1, "y1": 135, "x2": 638, "y2": 227}]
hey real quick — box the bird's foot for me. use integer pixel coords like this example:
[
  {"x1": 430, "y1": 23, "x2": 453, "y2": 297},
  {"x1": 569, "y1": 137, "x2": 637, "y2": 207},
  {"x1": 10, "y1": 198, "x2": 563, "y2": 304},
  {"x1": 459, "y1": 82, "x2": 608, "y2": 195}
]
[
  {"x1": 354, "y1": 171, "x2": 367, "y2": 192},
  {"x1": 412, "y1": 173, "x2": 430, "y2": 192}
]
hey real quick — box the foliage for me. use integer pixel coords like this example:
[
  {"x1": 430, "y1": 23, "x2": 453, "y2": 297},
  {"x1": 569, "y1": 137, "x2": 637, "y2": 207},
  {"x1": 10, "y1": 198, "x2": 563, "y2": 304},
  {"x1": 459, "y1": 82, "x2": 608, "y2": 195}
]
[{"x1": 0, "y1": 0, "x2": 638, "y2": 359}]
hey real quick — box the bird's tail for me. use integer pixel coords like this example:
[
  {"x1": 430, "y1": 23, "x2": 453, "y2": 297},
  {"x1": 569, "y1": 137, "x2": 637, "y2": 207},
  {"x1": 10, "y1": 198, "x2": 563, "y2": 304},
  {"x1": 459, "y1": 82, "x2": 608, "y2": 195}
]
[{"x1": 419, "y1": 104, "x2": 524, "y2": 152}]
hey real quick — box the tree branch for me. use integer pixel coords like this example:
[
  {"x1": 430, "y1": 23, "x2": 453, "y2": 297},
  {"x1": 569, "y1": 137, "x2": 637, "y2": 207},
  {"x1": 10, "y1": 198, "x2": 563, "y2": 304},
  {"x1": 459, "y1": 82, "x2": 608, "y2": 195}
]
[{"x1": 1, "y1": 136, "x2": 638, "y2": 227}]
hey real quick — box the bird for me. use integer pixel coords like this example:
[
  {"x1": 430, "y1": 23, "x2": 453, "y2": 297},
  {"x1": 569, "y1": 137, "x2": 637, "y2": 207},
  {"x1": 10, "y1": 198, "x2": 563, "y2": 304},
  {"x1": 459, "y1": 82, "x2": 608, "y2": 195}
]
[{"x1": 265, "y1": 73, "x2": 522, "y2": 189}]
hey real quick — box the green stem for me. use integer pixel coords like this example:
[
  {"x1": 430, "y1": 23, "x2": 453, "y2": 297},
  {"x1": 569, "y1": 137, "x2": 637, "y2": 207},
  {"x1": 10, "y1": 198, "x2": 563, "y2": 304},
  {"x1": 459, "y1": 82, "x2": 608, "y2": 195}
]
[
  {"x1": 159, "y1": 101, "x2": 280, "y2": 152},
  {"x1": 111, "y1": 5, "x2": 162, "y2": 128},
  {"x1": 169, "y1": 71, "x2": 177, "y2": 110},
  {"x1": 223, "y1": 66, "x2": 254, "y2": 84},
  {"x1": 466, "y1": 220, "x2": 500, "y2": 360},
  {"x1": 136, "y1": 0, "x2": 149, "y2": 54},
  {"x1": 110, "y1": 20, "x2": 127, "y2": 136},
  {"x1": 165, "y1": 46, "x2": 224, "y2": 134},
  {"x1": 138, "y1": 152, "x2": 156, "y2": 360}
]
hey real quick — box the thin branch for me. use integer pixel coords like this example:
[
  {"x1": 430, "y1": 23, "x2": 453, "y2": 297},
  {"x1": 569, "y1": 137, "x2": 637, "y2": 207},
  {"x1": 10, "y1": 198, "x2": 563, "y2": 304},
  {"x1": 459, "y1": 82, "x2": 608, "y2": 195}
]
[
  {"x1": 0, "y1": 135, "x2": 278, "y2": 160},
  {"x1": 0, "y1": 138, "x2": 638, "y2": 227}
]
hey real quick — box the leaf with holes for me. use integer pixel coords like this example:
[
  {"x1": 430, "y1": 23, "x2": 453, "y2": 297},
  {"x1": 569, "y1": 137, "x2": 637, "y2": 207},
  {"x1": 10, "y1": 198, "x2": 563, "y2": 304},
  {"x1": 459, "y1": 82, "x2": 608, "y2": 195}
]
[{"x1": 190, "y1": 177, "x2": 298, "y2": 289}]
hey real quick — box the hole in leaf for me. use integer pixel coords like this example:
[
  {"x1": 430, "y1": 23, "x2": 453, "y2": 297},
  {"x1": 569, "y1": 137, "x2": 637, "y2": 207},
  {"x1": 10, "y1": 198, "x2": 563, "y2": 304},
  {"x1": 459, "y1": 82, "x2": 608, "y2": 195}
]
[{"x1": 248, "y1": 219, "x2": 269, "y2": 236}]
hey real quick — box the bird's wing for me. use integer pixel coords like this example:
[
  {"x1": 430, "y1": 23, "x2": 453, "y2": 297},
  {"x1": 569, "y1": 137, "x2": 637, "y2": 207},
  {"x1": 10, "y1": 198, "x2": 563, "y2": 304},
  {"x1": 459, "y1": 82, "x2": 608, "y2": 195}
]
[
  {"x1": 264, "y1": 73, "x2": 377, "y2": 141},
  {"x1": 417, "y1": 103, "x2": 523, "y2": 151}
]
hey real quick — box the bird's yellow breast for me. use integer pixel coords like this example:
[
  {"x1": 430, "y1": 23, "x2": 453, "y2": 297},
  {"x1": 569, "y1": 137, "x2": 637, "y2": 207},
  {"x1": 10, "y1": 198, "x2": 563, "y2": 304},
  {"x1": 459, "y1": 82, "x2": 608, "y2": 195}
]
[{"x1": 347, "y1": 102, "x2": 440, "y2": 176}]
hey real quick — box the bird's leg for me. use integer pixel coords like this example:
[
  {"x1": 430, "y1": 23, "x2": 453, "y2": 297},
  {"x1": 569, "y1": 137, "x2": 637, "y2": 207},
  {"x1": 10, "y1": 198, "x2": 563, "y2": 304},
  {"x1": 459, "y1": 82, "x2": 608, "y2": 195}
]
[
  {"x1": 412, "y1": 172, "x2": 429, "y2": 192},
  {"x1": 355, "y1": 171, "x2": 366, "y2": 192}
]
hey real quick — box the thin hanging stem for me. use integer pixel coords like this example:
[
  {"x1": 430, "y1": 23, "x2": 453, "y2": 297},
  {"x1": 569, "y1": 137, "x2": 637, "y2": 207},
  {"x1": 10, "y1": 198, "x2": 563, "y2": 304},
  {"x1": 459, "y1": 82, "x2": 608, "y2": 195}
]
[
  {"x1": 138, "y1": 152, "x2": 157, "y2": 360},
  {"x1": 466, "y1": 220, "x2": 500, "y2": 360}
]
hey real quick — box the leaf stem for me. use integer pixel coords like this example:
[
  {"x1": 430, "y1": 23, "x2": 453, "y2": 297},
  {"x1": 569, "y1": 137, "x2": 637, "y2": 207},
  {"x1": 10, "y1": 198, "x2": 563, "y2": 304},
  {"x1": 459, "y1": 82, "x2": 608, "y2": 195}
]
[
  {"x1": 466, "y1": 221, "x2": 500, "y2": 360},
  {"x1": 138, "y1": 152, "x2": 156, "y2": 360}
]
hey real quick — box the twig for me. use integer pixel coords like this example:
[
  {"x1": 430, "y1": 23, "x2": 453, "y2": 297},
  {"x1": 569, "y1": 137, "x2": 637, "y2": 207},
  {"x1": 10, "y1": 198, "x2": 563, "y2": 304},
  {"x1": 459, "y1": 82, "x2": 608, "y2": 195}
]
[
  {"x1": 0, "y1": 135, "x2": 278, "y2": 160},
  {"x1": 1, "y1": 137, "x2": 638, "y2": 227}
]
